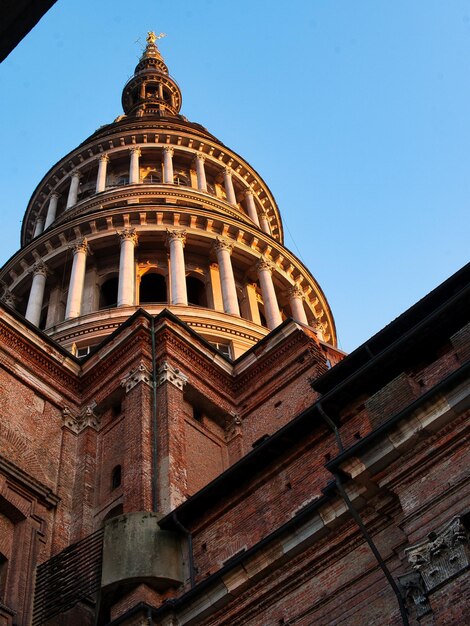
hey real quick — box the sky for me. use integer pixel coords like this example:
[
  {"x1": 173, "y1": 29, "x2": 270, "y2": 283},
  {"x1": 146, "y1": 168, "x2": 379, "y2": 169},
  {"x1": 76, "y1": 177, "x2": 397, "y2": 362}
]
[{"x1": 1, "y1": 0, "x2": 469, "y2": 353}]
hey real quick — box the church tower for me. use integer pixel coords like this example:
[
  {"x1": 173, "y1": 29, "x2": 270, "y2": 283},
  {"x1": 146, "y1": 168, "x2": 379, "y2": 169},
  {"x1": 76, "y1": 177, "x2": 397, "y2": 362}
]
[{"x1": 0, "y1": 32, "x2": 336, "y2": 359}]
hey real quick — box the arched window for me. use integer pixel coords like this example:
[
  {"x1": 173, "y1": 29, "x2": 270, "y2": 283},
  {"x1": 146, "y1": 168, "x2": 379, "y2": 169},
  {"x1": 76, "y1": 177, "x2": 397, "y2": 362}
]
[
  {"x1": 100, "y1": 277, "x2": 119, "y2": 308},
  {"x1": 111, "y1": 465, "x2": 122, "y2": 490},
  {"x1": 186, "y1": 276, "x2": 207, "y2": 307},
  {"x1": 139, "y1": 273, "x2": 167, "y2": 304},
  {"x1": 143, "y1": 171, "x2": 161, "y2": 184}
]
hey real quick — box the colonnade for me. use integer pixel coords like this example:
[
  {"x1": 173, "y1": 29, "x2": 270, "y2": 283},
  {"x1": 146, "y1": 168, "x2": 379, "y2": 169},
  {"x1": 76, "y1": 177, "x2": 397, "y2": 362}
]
[
  {"x1": 23, "y1": 231, "x2": 310, "y2": 331},
  {"x1": 32, "y1": 148, "x2": 273, "y2": 238}
]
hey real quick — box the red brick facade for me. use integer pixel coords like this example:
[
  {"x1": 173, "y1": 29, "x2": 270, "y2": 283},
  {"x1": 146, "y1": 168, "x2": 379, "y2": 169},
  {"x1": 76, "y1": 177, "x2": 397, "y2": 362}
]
[{"x1": 0, "y1": 263, "x2": 469, "y2": 625}]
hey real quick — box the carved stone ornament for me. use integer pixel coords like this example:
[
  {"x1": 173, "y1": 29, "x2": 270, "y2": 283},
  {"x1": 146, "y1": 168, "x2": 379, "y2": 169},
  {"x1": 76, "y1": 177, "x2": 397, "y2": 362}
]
[
  {"x1": 62, "y1": 405, "x2": 100, "y2": 434},
  {"x1": 288, "y1": 284, "x2": 304, "y2": 300},
  {"x1": 166, "y1": 228, "x2": 186, "y2": 246},
  {"x1": 225, "y1": 413, "x2": 242, "y2": 439},
  {"x1": 405, "y1": 516, "x2": 470, "y2": 592},
  {"x1": 163, "y1": 145, "x2": 174, "y2": 156},
  {"x1": 69, "y1": 237, "x2": 88, "y2": 255},
  {"x1": 117, "y1": 228, "x2": 138, "y2": 246},
  {"x1": 30, "y1": 260, "x2": 49, "y2": 277},
  {"x1": 71, "y1": 169, "x2": 83, "y2": 180},
  {"x1": 314, "y1": 320, "x2": 326, "y2": 340},
  {"x1": 156, "y1": 361, "x2": 188, "y2": 390},
  {"x1": 256, "y1": 256, "x2": 273, "y2": 273},
  {"x1": 129, "y1": 146, "x2": 142, "y2": 157},
  {"x1": 214, "y1": 236, "x2": 234, "y2": 254},
  {"x1": 121, "y1": 361, "x2": 152, "y2": 393},
  {"x1": 98, "y1": 153, "x2": 110, "y2": 163},
  {"x1": 0, "y1": 286, "x2": 16, "y2": 307},
  {"x1": 223, "y1": 166, "x2": 233, "y2": 177},
  {"x1": 195, "y1": 152, "x2": 205, "y2": 162}
]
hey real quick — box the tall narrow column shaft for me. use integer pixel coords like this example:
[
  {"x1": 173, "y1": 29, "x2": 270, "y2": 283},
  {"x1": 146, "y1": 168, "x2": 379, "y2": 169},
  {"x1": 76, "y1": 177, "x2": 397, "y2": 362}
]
[
  {"x1": 33, "y1": 217, "x2": 45, "y2": 238},
  {"x1": 195, "y1": 153, "x2": 207, "y2": 191},
  {"x1": 66, "y1": 171, "x2": 82, "y2": 209},
  {"x1": 44, "y1": 193, "x2": 59, "y2": 229},
  {"x1": 25, "y1": 261, "x2": 48, "y2": 326},
  {"x1": 163, "y1": 146, "x2": 174, "y2": 184},
  {"x1": 117, "y1": 229, "x2": 138, "y2": 306},
  {"x1": 256, "y1": 257, "x2": 282, "y2": 330},
  {"x1": 129, "y1": 147, "x2": 141, "y2": 184},
  {"x1": 258, "y1": 210, "x2": 271, "y2": 235},
  {"x1": 289, "y1": 285, "x2": 308, "y2": 325},
  {"x1": 65, "y1": 238, "x2": 89, "y2": 319},
  {"x1": 223, "y1": 167, "x2": 237, "y2": 205},
  {"x1": 245, "y1": 190, "x2": 260, "y2": 227},
  {"x1": 167, "y1": 230, "x2": 187, "y2": 305},
  {"x1": 214, "y1": 238, "x2": 240, "y2": 316},
  {"x1": 96, "y1": 154, "x2": 109, "y2": 192}
]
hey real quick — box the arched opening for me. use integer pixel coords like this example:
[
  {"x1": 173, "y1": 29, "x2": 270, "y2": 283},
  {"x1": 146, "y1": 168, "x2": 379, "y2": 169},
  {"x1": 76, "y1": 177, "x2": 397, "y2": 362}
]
[
  {"x1": 111, "y1": 465, "x2": 122, "y2": 490},
  {"x1": 100, "y1": 277, "x2": 119, "y2": 308},
  {"x1": 139, "y1": 273, "x2": 167, "y2": 303},
  {"x1": 102, "y1": 504, "x2": 123, "y2": 525},
  {"x1": 143, "y1": 171, "x2": 161, "y2": 184},
  {"x1": 186, "y1": 276, "x2": 207, "y2": 307}
]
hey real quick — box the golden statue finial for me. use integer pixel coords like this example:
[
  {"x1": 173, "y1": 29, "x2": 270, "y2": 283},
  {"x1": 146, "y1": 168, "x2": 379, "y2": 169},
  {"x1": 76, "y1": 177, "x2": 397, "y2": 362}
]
[{"x1": 147, "y1": 31, "x2": 166, "y2": 45}]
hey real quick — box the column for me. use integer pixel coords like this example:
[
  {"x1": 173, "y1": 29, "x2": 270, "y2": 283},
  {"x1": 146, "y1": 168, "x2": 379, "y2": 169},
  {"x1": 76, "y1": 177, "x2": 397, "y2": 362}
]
[
  {"x1": 195, "y1": 153, "x2": 207, "y2": 191},
  {"x1": 117, "y1": 228, "x2": 138, "y2": 306},
  {"x1": 44, "y1": 193, "x2": 59, "y2": 229},
  {"x1": 65, "y1": 238, "x2": 88, "y2": 319},
  {"x1": 258, "y1": 209, "x2": 271, "y2": 235},
  {"x1": 223, "y1": 167, "x2": 237, "y2": 205},
  {"x1": 256, "y1": 257, "x2": 282, "y2": 330},
  {"x1": 163, "y1": 146, "x2": 174, "y2": 184},
  {"x1": 96, "y1": 154, "x2": 109, "y2": 192},
  {"x1": 33, "y1": 217, "x2": 45, "y2": 238},
  {"x1": 25, "y1": 261, "x2": 48, "y2": 326},
  {"x1": 245, "y1": 190, "x2": 260, "y2": 227},
  {"x1": 289, "y1": 285, "x2": 308, "y2": 325},
  {"x1": 166, "y1": 229, "x2": 187, "y2": 305},
  {"x1": 66, "y1": 171, "x2": 82, "y2": 209},
  {"x1": 129, "y1": 147, "x2": 141, "y2": 184},
  {"x1": 214, "y1": 237, "x2": 240, "y2": 316}
]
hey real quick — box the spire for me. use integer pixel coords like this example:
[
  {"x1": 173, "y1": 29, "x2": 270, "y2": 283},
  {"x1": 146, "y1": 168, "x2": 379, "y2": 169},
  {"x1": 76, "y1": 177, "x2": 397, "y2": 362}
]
[{"x1": 121, "y1": 32, "x2": 182, "y2": 117}]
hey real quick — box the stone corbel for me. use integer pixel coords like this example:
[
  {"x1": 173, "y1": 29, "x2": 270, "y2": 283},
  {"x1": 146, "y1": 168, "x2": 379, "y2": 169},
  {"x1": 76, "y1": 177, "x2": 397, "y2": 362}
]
[
  {"x1": 121, "y1": 361, "x2": 153, "y2": 393},
  {"x1": 225, "y1": 412, "x2": 242, "y2": 440},
  {"x1": 156, "y1": 361, "x2": 188, "y2": 390},
  {"x1": 62, "y1": 404, "x2": 100, "y2": 433},
  {"x1": 397, "y1": 571, "x2": 431, "y2": 618}
]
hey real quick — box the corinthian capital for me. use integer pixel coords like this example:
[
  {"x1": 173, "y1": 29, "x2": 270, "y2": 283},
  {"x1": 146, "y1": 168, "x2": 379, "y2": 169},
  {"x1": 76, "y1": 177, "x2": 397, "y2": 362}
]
[
  {"x1": 30, "y1": 260, "x2": 49, "y2": 277},
  {"x1": 195, "y1": 152, "x2": 205, "y2": 162},
  {"x1": 69, "y1": 237, "x2": 89, "y2": 255},
  {"x1": 71, "y1": 169, "x2": 82, "y2": 180},
  {"x1": 213, "y1": 236, "x2": 233, "y2": 254},
  {"x1": 129, "y1": 146, "x2": 141, "y2": 157},
  {"x1": 163, "y1": 146, "x2": 174, "y2": 156},
  {"x1": 166, "y1": 228, "x2": 186, "y2": 246},
  {"x1": 98, "y1": 153, "x2": 110, "y2": 163},
  {"x1": 223, "y1": 166, "x2": 233, "y2": 177},
  {"x1": 256, "y1": 256, "x2": 273, "y2": 273},
  {"x1": 117, "y1": 228, "x2": 138, "y2": 246},
  {"x1": 288, "y1": 284, "x2": 304, "y2": 300}
]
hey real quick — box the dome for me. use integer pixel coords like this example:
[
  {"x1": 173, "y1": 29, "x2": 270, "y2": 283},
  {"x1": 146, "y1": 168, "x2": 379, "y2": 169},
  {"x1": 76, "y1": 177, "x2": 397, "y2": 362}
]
[{"x1": 0, "y1": 33, "x2": 336, "y2": 358}]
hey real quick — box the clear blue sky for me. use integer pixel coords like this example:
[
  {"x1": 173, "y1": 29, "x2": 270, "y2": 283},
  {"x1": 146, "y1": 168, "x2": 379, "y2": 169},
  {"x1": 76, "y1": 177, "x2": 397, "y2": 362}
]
[{"x1": 1, "y1": 0, "x2": 469, "y2": 352}]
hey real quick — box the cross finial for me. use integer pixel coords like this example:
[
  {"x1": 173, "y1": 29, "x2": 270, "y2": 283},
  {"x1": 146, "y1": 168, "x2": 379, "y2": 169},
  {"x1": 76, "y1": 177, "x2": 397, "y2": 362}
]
[{"x1": 147, "y1": 31, "x2": 166, "y2": 45}]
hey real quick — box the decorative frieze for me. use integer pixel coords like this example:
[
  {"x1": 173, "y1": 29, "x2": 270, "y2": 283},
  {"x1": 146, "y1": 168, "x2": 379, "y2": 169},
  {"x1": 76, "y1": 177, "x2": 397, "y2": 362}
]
[
  {"x1": 156, "y1": 361, "x2": 188, "y2": 390},
  {"x1": 121, "y1": 361, "x2": 152, "y2": 393}
]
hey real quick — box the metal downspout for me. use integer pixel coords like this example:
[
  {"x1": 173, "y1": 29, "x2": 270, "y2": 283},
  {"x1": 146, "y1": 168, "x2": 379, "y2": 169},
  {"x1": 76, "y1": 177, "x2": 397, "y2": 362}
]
[
  {"x1": 151, "y1": 316, "x2": 158, "y2": 513},
  {"x1": 318, "y1": 404, "x2": 410, "y2": 626},
  {"x1": 172, "y1": 511, "x2": 196, "y2": 589}
]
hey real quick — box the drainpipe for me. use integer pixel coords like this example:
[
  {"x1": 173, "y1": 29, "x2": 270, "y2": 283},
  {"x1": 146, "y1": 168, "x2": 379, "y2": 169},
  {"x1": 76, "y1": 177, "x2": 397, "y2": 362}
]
[
  {"x1": 172, "y1": 511, "x2": 196, "y2": 589},
  {"x1": 151, "y1": 316, "x2": 158, "y2": 512},
  {"x1": 318, "y1": 402, "x2": 410, "y2": 626}
]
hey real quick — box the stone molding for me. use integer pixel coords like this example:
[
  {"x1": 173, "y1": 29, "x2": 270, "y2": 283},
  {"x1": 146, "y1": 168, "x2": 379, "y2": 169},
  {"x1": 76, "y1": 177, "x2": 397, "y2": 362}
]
[
  {"x1": 156, "y1": 361, "x2": 188, "y2": 390},
  {"x1": 62, "y1": 404, "x2": 100, "y2": 433},
  {"x1": 121, "y1": 361, "x2": 152, "y2": 393}
]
